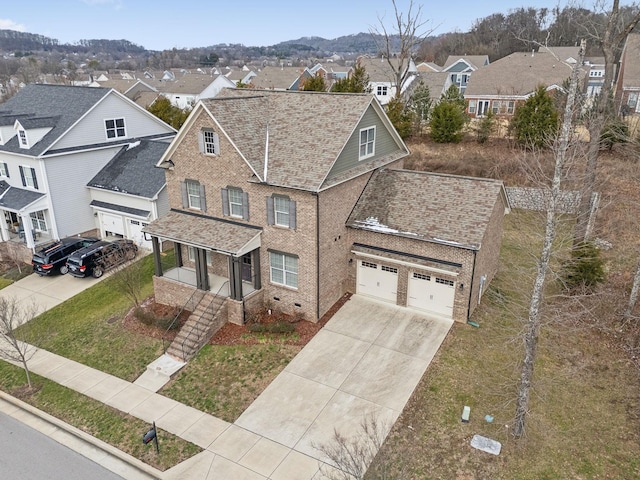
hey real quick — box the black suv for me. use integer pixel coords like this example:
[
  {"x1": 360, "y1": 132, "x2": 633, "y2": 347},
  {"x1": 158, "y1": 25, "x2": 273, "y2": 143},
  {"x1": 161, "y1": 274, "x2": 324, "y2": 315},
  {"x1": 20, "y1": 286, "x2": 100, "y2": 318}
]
[
  {"x1": 66, "y1": 239, "x2": 138, "y2": 278},
  {"x1": 32, "y1": 237, "x2": 100, "y2": 275}
]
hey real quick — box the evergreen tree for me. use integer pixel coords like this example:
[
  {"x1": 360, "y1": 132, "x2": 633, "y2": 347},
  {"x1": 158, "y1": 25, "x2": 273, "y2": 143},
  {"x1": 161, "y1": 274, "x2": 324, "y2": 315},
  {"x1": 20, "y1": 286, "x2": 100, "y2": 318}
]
[
  {"x1": 385, "y1": 96, "x2": 415, "y2": 139},
  {"x1": 301, "y1": 75, "x2": 327, "y2": 92},
  {"x1": 510, "y1": 85, "x2": 559, "y2": 148},
  {"x1": 407, "y1": 80, "x2": 432, "y2": 134},
  {"x1": 429, "y1": 85, "x2": 466, "y2": 143},
  {"x1": 146, "y1": 96, "x2": 191, "y2": 130},
  {"x1": 331, "y1": 64, "x2": 370, "y2": 93}
]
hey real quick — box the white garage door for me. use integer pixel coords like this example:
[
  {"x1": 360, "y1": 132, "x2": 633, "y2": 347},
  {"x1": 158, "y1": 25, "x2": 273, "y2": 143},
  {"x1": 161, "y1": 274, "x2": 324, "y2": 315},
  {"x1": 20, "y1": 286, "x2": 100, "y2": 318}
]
[
  {"x1": 128, "y1": 219, "x2": 150, "y2": 249},
  {"x1": 407, "y1": 271, "x2": 455, "y2": 318},
  {"x1": 357, "y1": 260, "x2": 398, "y2": 304},
  {"x1": 101, "y1": 212, "x2": 125, "y2": 237}
]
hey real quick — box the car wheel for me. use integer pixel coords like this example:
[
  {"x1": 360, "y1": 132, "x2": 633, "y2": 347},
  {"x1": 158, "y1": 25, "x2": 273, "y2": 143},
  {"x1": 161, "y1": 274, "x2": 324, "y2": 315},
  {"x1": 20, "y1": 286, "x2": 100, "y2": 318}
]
[
  {"x1": 59, "y1": 265, "x2": 68, "y2": 275},
  {"x1": 93, "y1": 267, "x2": 104, "y2": 278}
]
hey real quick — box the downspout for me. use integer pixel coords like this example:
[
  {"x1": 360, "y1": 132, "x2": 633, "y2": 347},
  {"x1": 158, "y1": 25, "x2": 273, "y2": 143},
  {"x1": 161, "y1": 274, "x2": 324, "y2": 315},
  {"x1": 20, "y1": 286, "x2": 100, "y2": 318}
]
[
  {"x1": 263, "y1": 124, "x2": 269, "y2": 182},
  {"x1": 467, "y1": 249, "x2": 478, "y2": 326},
  {"x1": 315, "y1": 191, "x2": 320, "y2": 320}
]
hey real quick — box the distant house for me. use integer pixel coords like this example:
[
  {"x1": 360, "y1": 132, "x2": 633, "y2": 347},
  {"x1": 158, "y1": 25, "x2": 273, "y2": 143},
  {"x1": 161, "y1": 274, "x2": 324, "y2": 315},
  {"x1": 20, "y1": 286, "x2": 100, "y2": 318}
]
[
  {"x1": 249, "y1": 66, "x2": 304, "y2": 90},
  {"x1": 416, "y1": 62, "x2": 442, "y2": 73},
  {"x1": 0, "y1": 84, "x2": 175, "y2": 253},
  {"x1": 358, "y1": 57, "x2": 418, "y2": 105},
  {"x1": 464, "y1": 49, "x2": 582, "y2": 118},
  {"x1": 441, "y1": 55, "x2": 489, "y2": 94},
  {"x1": 616, "y1": 33, "x2": 640, "y2": 114}
]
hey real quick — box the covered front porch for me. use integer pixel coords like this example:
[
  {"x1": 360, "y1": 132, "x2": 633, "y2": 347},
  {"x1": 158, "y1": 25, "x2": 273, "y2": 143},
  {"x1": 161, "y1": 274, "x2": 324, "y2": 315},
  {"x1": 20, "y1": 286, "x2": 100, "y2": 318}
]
[
  {"x1": 0, "y1": 181, "x2": 54, "y2": 250},
  {"x1": 143, "y1": 210, "x2": 263, "y2": 308}
]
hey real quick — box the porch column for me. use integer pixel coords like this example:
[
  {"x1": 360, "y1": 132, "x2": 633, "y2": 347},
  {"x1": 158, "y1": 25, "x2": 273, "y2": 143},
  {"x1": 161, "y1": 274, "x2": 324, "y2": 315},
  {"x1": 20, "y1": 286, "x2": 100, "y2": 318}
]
[
  {"x1": 0, "y1": 215, "x2": 9, "y2": 242},
  {"x1": 152, "y1": 236, "x2": 163, "y2": 277},
  {"x1": 252, "y1": 249, "x2": 261, "y2": 290},
  {"x1": 20, "y1": 215, "x2": 35, "y2": 250},
  {"x1": 195, "y1": 248, "x2": 209, "y2": 291},
  {"x1": 175, "y1": 242, "x2": 183, "y2": 267},
  {"x1": 228, "y1": 256, "x2": 243, "y2": 301}
]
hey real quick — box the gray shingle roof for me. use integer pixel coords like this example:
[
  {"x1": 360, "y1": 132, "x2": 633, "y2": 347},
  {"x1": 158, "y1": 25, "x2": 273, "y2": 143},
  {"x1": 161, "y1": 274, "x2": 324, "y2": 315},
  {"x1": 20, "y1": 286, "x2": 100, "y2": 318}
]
[
  {"x1": 0, "y1": 84, "x2": 111, "y2": 156},
  {"x1": 0, "y1": 180, "x2": 46, "y2": 210},
  {"x1": 442, "y1": 55, "x2": 489, "y2": 71},
  {"x1": 87, "y1": 140, "x2": 169, "y2": 198},
  {"x1": 203, "y1": 89, "x2": 390, "y2": 192},
  {"x1": 464, "y1": 51, "x2": 576, "y2": 97},
  {"x1": 358, "y1": 57, "x2": 408, "y2": 82},
  {"x1": 347, "y1": 169, "x2": 505, "y2": 250},
  {"x1": 249, "y1": 66, "x2": 303, "y2": 90},
  {"x1": 89, "y1": 200, "x2": 150, "y2": 218}
]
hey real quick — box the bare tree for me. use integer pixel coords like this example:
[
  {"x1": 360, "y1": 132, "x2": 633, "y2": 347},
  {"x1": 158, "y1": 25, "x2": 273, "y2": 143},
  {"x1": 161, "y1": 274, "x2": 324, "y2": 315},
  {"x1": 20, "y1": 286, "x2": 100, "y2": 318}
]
[
  {"x1": 513, "y1": 40, "x2": 586, "y2": 438},
  {"x1": 314, "y1": 413, "x2": 396, "y2": 480},
  {"x1": 574, "y1": 0, "x2": 640, "y2": 244},
  {"x1": 0, "y1": 297, "x2": 40, "y2": 388},
  {"x1": 623, "y1": 259, "x2": 640, "y2": 321},
  {"x1": 110, "y1": 251, "x2": 144, "y2": 307},
  {"x1": 369, "y1": 0, "x2": 434, "y2": 99}
]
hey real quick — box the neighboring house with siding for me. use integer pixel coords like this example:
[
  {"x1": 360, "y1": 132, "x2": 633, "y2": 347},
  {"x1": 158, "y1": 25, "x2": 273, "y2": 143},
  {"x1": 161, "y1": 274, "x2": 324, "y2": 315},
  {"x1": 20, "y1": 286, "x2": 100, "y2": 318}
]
[
  {"x1": 0, "y1": 84, "x2": 175, "y2": 254},
  {"x1": 441, "y1": 55, "x2": 489, "y2": 94},
  {"x1": 142, "y1": 88, "x2": 508, "y2": 361},
  {"x1": 616, "y1": 33, "x2": 640, "y2": 114},
  {"x1": 358, "y1": 57, "x2": 419, "y2": 105},
  {"x1": 87, "y1": 139, "x2": 171, "y2": 250}
]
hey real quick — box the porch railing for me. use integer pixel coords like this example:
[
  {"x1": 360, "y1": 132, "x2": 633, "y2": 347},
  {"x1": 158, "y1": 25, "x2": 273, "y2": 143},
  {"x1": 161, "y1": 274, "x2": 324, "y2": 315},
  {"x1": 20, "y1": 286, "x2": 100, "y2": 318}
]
[
  {"x1": 180, "y1": 280, "x2": 229, "y2": 361},
  {"x1": 162, "y1": 288, "x2": 206, "y2": 354}
]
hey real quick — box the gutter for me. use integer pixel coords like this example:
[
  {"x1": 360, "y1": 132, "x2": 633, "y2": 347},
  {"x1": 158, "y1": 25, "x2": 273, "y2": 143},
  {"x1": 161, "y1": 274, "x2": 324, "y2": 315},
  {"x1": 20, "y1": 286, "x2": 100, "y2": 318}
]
[{"x1": 314, "y1": 191, "x2": 320, "y2": 320}]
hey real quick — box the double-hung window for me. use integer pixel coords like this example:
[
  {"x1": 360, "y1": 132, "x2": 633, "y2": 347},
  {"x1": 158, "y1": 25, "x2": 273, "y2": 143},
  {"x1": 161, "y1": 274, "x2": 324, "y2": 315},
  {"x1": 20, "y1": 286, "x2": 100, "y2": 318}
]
[
  {"x1": 19, "y1": 166, "x2": 38, "y2": 189},
  {"x1": 0, "y1": 162, "x2": 8, "y2": 177},
  {"x1": 222, "y1": 187, "x2": 249, "y2": 220},
  {"x1": 18, "y1": 130, "x2": 28, "y2": 147},
  {"x1": 105, "y1": 118, "x2": 126, "y2": 139},
  {"x1": 267, "y1": 195, "x2": 296, "y2": 229},
  {"x1": 269, "y1": 251, "x2": 298, "y2": 288},
  {"x1": 359, "y1": 126, "x2": 375, "y2": 160},
  {"x1": 30, "y1": 211, "x2": 46, "y2": 231},
  {"x1": 182, "y1": 179, "x2": 206, "y2": 211},
  {"x1": 198, "y1": 128, "x2": 220, "y2": 156}
]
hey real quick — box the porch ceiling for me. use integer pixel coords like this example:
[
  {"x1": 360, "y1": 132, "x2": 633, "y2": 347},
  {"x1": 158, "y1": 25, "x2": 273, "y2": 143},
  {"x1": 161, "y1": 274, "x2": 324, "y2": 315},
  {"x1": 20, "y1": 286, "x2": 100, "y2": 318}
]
[{"x1": 143, "y1": 209, "x2": 261, "y2": 256}]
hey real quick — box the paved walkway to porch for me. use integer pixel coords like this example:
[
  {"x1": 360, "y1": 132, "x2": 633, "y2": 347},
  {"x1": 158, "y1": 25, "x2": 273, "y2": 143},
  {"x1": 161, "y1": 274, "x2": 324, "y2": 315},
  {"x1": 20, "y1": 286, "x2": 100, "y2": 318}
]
[{"x1": 0, "y1": 295, "x2": 453, "y2": 479}]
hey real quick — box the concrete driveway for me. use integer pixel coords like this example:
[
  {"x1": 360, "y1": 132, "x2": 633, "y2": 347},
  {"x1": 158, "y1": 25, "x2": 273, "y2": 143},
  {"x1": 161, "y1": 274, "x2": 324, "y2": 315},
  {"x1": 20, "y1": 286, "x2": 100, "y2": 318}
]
[
  {"x1": 235, "y1": 294, "x2": 453, "y2": 467},
  {"x1": 0, "y1": 270, "x2": 104, "y2": 314}
]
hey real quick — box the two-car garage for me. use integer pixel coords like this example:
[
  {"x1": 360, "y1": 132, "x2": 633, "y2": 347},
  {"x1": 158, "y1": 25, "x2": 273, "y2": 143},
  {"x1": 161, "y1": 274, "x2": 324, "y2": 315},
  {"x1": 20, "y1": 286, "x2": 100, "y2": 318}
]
[{"x1": 356, "y1": 258, "x2": 456, "y2": 319}]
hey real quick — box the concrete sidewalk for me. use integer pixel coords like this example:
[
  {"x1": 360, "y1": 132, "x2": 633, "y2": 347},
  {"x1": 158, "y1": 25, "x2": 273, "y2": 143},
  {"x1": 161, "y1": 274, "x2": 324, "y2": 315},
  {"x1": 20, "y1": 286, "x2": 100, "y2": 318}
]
[{"x1": 0, "y1": 295, "x2": 453, "y2": 479}]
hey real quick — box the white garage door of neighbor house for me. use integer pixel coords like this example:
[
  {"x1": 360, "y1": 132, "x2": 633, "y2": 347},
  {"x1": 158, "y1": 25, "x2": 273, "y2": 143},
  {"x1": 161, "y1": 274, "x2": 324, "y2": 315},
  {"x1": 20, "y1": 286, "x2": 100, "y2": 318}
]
[
  {"x1": 128, "y1": 219, "x2": 150, "y2": 249},
  {"x1": 407, "y1": 271, "x2": 455, "y2": 318},
  {"x1": 101, "y1": 212, "x2": 125, "y2": 237},
  {"x1": 357, "y1": 260, "x2": 398, "y2": 304}
]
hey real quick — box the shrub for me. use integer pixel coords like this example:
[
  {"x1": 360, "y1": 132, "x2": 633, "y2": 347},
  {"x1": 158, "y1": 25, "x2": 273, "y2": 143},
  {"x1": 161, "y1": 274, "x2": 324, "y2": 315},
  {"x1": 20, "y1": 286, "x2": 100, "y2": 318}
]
[
  {"x1": 561, "y1": 241, "x2": 606, "y2": 291},
  {"x1": 600, "y1": 119, "x2": 629, "y2": 151},
  {"x1": 154, "y1": 312, "x2": 179, "y2": 330},
  {"x1": 476, "y1": 111, "x2": 495, "y2": 144},
  {"x1": 510, "y1": 85, "x2": 558, "y2": 149},
  {"x1": 133, "y1": 306, "x2": 155, "y2": 325}
]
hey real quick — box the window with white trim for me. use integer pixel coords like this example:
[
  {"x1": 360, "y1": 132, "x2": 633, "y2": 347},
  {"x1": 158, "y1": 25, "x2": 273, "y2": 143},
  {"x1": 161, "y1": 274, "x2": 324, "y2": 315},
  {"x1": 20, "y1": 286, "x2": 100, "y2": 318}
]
[
  {"x1": 0, "y1": 162, "x2": 8, "y2": 177},
  {"x1": 105, "y1": 118, "x2": 126, "y2": 139},
  {"x1": 468, "y1": 100, "x2": 477, "y2": 114},
  {"x1": 19, "y1": 165, "x2": 38, "y2": 189},
  {"x1": 186, "y1": 180, "x2": 202, "y2": 210},
  {"x1": 359, "y1": 126, "x2": 375, "y2": 160},
  {"x1": 270, "y1": 251, "x2": 298, "y2": 288},
  {"x1": 376, "y1": 85, "x2": 388, "y2": 96},
  {"x1": 30, "y1": 210, "x2": 47, "y2": 231},
  {"x1": 18, "y1": 130, "x2": 27, "y2": 147},
  {"x1": 228, "y1": 188, "x2": 244, "y2": 217},
  {"x1": 267, "y1": 195, "x2": 296, "y2": 229},
  {"x1": 199, "y1": 128, "x2": 219, "y2": 156}
]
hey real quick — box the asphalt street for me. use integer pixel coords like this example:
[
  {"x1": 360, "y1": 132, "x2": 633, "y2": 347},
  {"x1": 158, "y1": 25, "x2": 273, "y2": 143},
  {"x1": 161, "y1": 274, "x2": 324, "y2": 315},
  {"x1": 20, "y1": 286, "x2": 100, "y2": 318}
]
[{"x1": 0, "y1": 412, "x2": 125, "y2": 480}]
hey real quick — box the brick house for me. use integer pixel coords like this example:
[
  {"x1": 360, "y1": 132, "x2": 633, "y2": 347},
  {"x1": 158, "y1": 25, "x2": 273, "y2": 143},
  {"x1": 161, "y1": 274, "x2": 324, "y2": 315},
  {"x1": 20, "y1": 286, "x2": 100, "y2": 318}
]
[{"x1": 143, "y1": 89, "x2": 508, "y2": 359}]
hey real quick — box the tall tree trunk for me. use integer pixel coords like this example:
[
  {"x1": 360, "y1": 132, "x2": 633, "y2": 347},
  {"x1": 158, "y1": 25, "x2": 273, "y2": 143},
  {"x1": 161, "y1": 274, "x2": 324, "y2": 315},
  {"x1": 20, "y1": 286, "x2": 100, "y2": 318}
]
[
  {"x1": 513, "y1": 40, "x2": 585, "y2": 438},
  {"x1": 624, "y1": 260, "x2": 640, "y2": 321},
  {"x1": 574, "y1": 0, "x2": 640, "y2": 244}
]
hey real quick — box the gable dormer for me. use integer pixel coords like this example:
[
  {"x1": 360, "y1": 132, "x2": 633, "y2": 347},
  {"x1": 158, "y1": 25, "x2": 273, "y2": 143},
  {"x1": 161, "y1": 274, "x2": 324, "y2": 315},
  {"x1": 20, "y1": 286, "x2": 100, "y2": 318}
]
[{"x1": 14, "y1": 116, "x2": 57, "y2": 149}]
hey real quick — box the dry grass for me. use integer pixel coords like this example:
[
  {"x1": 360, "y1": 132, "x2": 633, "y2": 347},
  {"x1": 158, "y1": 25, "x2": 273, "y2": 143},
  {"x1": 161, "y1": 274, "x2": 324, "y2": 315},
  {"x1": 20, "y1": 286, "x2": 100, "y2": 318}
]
[{"x1": 366, "y1": 138, "x2": 640, "y2": 480}]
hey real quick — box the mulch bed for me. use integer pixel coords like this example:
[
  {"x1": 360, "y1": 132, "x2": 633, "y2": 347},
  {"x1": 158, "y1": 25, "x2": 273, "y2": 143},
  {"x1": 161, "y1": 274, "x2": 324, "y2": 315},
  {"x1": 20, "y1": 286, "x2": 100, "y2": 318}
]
[
  {"x1": 122, "y1": 292, "x2": 352, "y2": 347},
  {"x1": 211, "y1": 292, "x2": 352, "y2": 346}
]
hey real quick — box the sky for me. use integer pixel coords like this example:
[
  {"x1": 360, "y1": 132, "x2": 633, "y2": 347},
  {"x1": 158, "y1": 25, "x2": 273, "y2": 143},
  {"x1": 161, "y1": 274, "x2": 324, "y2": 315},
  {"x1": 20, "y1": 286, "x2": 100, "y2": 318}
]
[{"x1": 1, "y1": 0, "x2": 574, "y2": 51}]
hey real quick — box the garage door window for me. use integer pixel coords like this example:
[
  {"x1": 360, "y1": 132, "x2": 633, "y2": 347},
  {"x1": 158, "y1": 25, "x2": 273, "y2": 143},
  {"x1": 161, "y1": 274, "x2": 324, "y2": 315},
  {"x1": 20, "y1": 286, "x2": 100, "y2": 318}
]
[
  {"x1": 362, "y1": 261, "x2": 377, "y2": 269},
  {"x1": 413, "y1": 272, "x2": 431, "y2": 281},
  {"x1": 436, "y1": 277, "x2": 454, "y2": 286}
]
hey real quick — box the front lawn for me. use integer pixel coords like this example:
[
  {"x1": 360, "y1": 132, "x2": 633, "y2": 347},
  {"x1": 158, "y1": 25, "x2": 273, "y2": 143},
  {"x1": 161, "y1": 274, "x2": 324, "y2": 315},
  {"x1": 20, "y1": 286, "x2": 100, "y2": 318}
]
[{"x1": 17, "y1": 253, "x2": 163, "y2": 381}]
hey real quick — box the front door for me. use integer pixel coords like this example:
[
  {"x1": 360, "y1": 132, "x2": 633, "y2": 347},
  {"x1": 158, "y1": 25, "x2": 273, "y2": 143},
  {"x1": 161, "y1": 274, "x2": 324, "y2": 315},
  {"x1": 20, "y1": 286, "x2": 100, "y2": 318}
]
[{"x1": 242, "y1": 253, "x2": 252, "y2": 282}]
